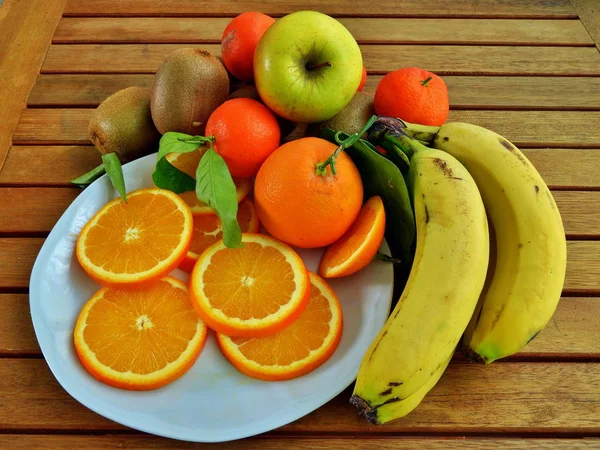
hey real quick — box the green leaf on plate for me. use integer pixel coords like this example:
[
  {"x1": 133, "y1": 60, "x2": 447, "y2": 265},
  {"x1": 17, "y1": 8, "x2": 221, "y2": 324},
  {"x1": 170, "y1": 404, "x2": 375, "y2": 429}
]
[
  {"x1": 196, "y1": 148, "x2": 242, "y2": 249},
  {"x1": 152, "y1": 132, "x2": 211, "y2": 193},
  {"x1": 101, "y1": 153, "x2": 127, "y2": 202}
]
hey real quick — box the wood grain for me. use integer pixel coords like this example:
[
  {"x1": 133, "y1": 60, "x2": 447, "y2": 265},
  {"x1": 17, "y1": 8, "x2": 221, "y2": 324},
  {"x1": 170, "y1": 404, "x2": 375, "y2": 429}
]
[
  {"x1": 2, "y1": 146, "x2": 598, "y2": 189},
  {"x1": 0, "y1": 188, "x2": 79, "y2": 234},
  {"x1": 0, "y1": 239, "x2": 44, "y2": 289},
  {"x1": 1, "y1": 360, "x2": 598, "y2": 432},
  {"x1": 1, "y1": 435, "x2": 599, "y2": 449},
  {"x1": 28, "y1": 74, "x2": 600, "y2": 110},
  {"x1": 62, "y1": 0, "x2": 578, "y2": 18},
  {"x1": 41, "y1": 44, "x2": 600, "y2": 75},
  {"x1": 0, "y1": 0, "x2": 66, "y2": 172},
  {"x1": 3, "y1": 295, "x2": 596, "y2": 358},
  {"x1": 0, "y1": 294, "x2": 37, "y2": 356},
  {"x1": 571, "y1": 0, "x2": 600, "y2": 50},
  {"x1": 2, "y1": 238, "x2": 598, "y2": 291},
  {"x1": 0, "y1": 188, "x2": 595, "y2": 237},
  {"x1": 53, "y1": 18, "x2": 593, "y2": 46},
  {"x1": 0, "y1": 146, "x2": 101, "y2": 187},
  {"x1": 13, "y1": 109, "x2": 600, "y2": 148}
]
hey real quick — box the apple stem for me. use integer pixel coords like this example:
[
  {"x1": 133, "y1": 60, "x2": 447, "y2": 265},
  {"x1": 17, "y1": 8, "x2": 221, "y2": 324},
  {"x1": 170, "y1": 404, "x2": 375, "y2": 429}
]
[
  {"x1": 306, "y1": 61, "x2": 332, "y2": 71},
  {"x1": 315, "y1": 115, "x2": 377, "y2": 176}
]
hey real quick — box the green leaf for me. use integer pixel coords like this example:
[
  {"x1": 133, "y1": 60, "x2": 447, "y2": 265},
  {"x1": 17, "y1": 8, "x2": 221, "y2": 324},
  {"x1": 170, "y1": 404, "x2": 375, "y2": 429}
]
[
  {"x1": 152, "y1": 156, "x2": 196, "y2": 193},
  {"x1": 102, "y1": 153, "x2": 127, "y2": 202},
  {"x1": 152, "y1": 132, "x2": 212, "y2": 194},
  {"x1": 70, "y1": 163, "x2": 106, "y2": 187},
  {"x1": 196, "y1": 148, "x2": 242, "y2": 248}
]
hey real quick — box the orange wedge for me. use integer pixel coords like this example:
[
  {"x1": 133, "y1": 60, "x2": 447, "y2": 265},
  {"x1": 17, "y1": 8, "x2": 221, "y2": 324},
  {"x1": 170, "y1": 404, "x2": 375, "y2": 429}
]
[
  {"x1": 74, "y1": 276, "x2": 208, "y2": 390},
  {"x1": 76, "y1": 188, "x2": 193, "y2": 288},
  {"x1": 190, "y1": 233, "x2": 309, "y2": 337},
  {"x1": 167, "y1": 149, "x2": 252, "y2": 215},
  {"x1": 216, "y1": 272, "x2": 343, "y2": 381},
  {"x1": 319, "y1": 196, "x2": 386, "y2": 278},
  {"x1": 179, "y1": 197, "x2": 260, "y2": 273}
]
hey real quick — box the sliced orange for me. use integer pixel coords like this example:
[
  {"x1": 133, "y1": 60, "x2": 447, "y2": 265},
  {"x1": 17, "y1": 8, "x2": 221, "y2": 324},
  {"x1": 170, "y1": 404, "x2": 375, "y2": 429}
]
[
  {"x1": 167, "y1": 149, "x2": 252, "y2": 215},
  {"x1": 216, "y1": 272, "x2": 343, "y2": 381},
  {"x1": 73, "y1": 276, "x2": 208, "y2": 390},
  {"x1": 190, "y1": 233, "x2": 309, "y2": 337},
  {"x1": 319, "y1": 196, "x2": 386, "y2": 278},
  {"x1": 76, "y1": 188, "x2": 193, "y2": 288},
  {"x1": 179, "y1": 197, "x2": 260, "y2": 273}
]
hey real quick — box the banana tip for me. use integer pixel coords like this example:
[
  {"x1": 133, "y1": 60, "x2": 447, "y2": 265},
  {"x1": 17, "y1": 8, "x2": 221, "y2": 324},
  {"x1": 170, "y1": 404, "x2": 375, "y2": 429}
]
[{"x1": 349, "y1": 395, "x2": 380, "y2": 424}]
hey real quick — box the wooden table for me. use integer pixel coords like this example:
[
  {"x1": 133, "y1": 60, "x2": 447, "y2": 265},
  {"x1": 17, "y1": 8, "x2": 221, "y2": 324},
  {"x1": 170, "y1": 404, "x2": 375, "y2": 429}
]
[{"x1": 1, "y1": 0, "x2": 600, "y2": 448}]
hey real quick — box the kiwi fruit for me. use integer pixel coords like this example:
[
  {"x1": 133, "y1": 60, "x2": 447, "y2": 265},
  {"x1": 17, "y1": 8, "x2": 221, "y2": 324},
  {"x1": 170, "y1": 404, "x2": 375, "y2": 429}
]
[
  {"x1": 305, "y1": 92, "x2": 375, "y2": 138},
  {"x1": 151, "y1": 48, "x2": 229, "y2": 135},
  {"x1": 89, "y1": 86, "x2": 161, "y2": 163},
  {"x1": 228, "y1": 85, "x2": 296, "y2": 138}
]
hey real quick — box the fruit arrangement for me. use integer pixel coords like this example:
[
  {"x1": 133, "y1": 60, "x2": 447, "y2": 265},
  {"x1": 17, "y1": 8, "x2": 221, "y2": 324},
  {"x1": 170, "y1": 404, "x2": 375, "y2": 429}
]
[{"x1": 70, "y1": 9, "x2": 567, "y2": 426}]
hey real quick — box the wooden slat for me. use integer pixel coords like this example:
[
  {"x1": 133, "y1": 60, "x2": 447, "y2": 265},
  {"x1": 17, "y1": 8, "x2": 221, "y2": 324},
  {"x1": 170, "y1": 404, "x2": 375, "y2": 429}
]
[
  {"x1": 2, "y1": 146, "x2": 598, "y2": 190},
  {"x1": 3, "y1": 294, "x2": 596, "y2": 358},
  {"x1": 53, "y1": 18, "x2": 593, "y2": 46},
  {"x1": 40, "y1": 44, "x2": 600, "y2": 75},
  {"x1": 1, "y1": 435, "x2": 598, "y2": 450},
  {"x1": 1, "y1": 359, "x2": 598, "y2": 432},
  {"x1": 0, "y1": 188, "x2": 79, "y2": 234},
  {"x1": 0, "y1": 188, "x2": 596, "y2": 237},
  {"x1": 0, "y1": 294, "x2": 37, "y2": 356},
  {"x1": 571, "y1": 0, "x2": 600, "y2": 50},
  {"x1": 0, "y1": 0, "x2": 66, "y2": 172},
  {"x1": 0, "y1": 146, "x2": 101, "y2": 187},
  {"x1": 28, "y1": 74, "x2": 600, "y2": 110},
  {"x1": 0, "y1": 239, "x2": 44, "y2": 289},
  {"x1": 62, "y1": 0, "x2": 578, "y2": 19},
  {"x1": 3, "y1": 238, "x2": 598, "y2": 291},
  {"x1": 13, "y1": 109, "x2": 600, "y2": 148}
]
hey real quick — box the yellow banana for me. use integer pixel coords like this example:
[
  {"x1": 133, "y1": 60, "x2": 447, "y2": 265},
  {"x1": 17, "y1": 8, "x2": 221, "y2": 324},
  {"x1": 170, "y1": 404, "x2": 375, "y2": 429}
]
[
  {"x1": 351, "y1": 147, "x2": 489, "y2": 422},
  {"x1": 427, "y1": 122, "x2": 567, "y2": 363},
  {"x1": 367, "y1": 352, "x2": 452, "y2": 424}
]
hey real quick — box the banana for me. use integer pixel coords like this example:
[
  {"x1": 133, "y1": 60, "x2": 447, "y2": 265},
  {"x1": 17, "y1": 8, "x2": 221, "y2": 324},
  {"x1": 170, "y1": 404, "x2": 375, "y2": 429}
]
[
  {"x1": 362, "y1": 352, "x2": 453, "y2": 424},
  {"x1": 425, "y1": 122, "x2": 567, "y2": 363},
  {"x1": 350, "y1": 146, "x2": 489, "y2": 422}
]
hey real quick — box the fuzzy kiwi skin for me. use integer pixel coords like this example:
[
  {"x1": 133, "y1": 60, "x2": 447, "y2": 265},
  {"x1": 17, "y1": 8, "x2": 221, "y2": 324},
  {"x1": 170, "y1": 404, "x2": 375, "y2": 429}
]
[
  {"x1": 151, "y1": 48, "x2": 230, "y2": 135},
  {"x1": 89, "y1": 86, "x2": 161, "y2": 162},
  {"x1": 305, "y1": 92, "x2": 375, "y2": 138}
]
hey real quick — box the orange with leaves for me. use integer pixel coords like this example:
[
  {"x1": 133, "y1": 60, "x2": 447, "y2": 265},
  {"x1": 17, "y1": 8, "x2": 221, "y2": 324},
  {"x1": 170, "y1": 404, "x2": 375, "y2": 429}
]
[{"x1": 254, "y1": 137, "x2": 363, "y2": 248}]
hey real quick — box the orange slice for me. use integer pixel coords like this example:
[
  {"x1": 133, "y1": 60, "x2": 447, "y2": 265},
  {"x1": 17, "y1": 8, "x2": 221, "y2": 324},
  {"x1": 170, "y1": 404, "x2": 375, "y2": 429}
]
[
  {"x1": 167, "y1": 149, "x2": 252, "y2": 215},
  {"x1": 76, "y1": 188, "x2": 193, "y2": 288},
  {"x1": 216, "y1": 272, "x2": 343, "y2": 381},
  {"x1": 179, "y1": 197, "x2": 260, "y2": 273},
  {"x1": 319, "y1": 196, "x2": 386, "y2": 278},
  {"x1": 190, "y1": 233, "x2": 309, "y2": 337},
  {"x1": 73, "y1": 276, "x2": 208, "y2": 390}
]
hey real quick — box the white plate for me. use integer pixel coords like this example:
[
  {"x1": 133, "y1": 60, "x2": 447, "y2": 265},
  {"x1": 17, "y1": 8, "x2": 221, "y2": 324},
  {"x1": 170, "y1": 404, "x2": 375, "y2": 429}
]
[{"x1": 29, "y1": 153, "x2": 394, "y2": 443}]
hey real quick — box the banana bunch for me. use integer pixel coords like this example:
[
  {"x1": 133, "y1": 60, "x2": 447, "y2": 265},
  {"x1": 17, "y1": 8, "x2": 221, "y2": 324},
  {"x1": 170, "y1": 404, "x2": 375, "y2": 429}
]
[
  {"x1": 350, "y1": 143, "x2": 489, "y2": 424},
  {"x1": 351, "y1": 119, "x2": 567, "y2": 424}
]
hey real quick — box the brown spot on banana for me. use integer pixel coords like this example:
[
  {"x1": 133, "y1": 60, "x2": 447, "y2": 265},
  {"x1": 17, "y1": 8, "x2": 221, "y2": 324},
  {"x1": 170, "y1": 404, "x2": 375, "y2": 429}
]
[
  {"x1": 432, "y1": 157, "x2": 453, "y2": 177},
  {"x1": 534, "y1": 185, "x2": 540, "y2": 194},
  {"x1": 379, "y1": 388, "x2": 393, "y2": 396},
  {"x1": 388, "y1": 381, "x2": 403, "y2": 386},
  {"x1": 424, "y1": 204, "x2": 430, "y2": 224}
]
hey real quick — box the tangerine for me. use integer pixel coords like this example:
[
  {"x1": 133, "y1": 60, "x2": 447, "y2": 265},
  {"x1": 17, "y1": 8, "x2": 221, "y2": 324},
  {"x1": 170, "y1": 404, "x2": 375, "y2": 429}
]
[
  {"x1": 374, "y1": 67, "x2": 449, "y2": 126},
  {"x1": 221, "y1": 12, "x2": 275, "y2": 82},
  {"x1": 206, "y1": 98, "x2": 281, "y2": 177}
]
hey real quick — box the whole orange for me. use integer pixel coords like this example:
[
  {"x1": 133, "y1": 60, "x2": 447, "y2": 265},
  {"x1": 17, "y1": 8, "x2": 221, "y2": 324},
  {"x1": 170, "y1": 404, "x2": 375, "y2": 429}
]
[
  {"x1": 206, "y1": 98, "x2": 281, "y2": 177},
  {"x1": 374, "y1": 67, "x2": 449, "y2": 126},
  {"x1": 221, "y1": 12, "x2": 275, "y2": 81},
  {"x1": 254, "y1": 137, "x2": 363, "y2": 248}
]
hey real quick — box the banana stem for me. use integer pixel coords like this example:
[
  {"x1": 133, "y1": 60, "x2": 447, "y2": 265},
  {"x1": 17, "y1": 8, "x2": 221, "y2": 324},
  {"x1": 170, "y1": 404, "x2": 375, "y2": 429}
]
[{"x1": 402, "y1": 122, "x2": 440, "y2": 144}]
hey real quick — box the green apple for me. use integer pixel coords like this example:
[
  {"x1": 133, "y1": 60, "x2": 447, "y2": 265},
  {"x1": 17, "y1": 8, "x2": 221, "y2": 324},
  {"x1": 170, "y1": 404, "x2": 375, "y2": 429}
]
[{"x1": 254, "y1": 11, "x2": 363, "y2": 123}]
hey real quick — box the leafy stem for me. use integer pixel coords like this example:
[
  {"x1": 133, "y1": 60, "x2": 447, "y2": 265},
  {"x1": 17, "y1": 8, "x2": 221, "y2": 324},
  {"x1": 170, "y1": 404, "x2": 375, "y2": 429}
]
[{"x1": 315, "y1": 115, "x2": 377, "y2": 176}]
